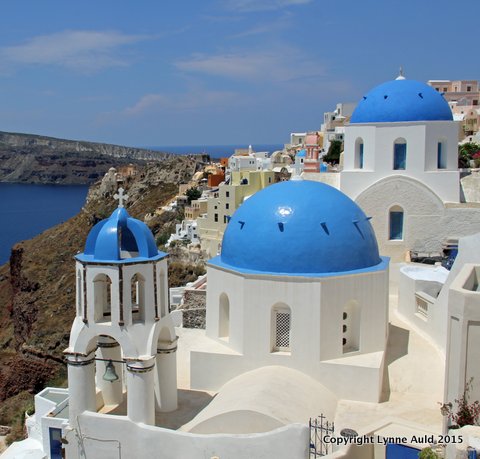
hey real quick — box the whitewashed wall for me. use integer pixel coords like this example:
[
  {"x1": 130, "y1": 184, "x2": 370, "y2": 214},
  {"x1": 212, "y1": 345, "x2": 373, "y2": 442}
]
[
  {"x1": 445, "y1": 263, "x2": 480, "y2": 405},
  {"x1": 194, "y1": 264, "x2": 389, "y2": 402},
  {"x1": 64, "y1": 412, "x2": 309, "y2": 459},
  {"x1": 342, "y1": 121, "x2": 460, "y2": 203},
  {"x1": 355, "y1": 176, "x2": 480, "y2": 262},
  {"x1": 397, "y1": 266, "x2": 447, "y2": 344}
]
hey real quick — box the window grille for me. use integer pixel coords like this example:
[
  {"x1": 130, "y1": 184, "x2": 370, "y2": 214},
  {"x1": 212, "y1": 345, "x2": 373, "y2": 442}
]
[
  {"x1": 415, "y1": 293, "x2": 433, "y2": 319},
  {"x1": 275, "y1": 311, "x2": 291, "y2": 350},
  {"x1": 416, "y1": 297, "x2": 428, "y2": 317}
]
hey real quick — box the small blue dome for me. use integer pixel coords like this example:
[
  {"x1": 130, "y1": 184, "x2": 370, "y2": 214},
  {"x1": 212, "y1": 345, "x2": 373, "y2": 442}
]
[
  {"x1": 76, "y1": 207, "x2": 166, "y2": 264},
  {"x1": 210, "y1": 180, "x2": 383, "y2": 276},
  {"x1": 296, "y1": 149, "x2": 306, "y2": 158},
  {"x1": 350, "y1": 78, "x2": 453, "y2": 124}
]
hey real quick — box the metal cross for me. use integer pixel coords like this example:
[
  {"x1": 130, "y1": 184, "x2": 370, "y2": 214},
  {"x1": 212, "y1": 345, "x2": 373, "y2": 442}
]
[{"x1": 114, "y1": 187, "x2": 129, "y2": 208}]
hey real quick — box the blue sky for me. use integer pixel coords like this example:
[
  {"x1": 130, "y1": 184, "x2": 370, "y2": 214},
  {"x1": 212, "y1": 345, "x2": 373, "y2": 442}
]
[{"x1": 0, "y1": 0, "x2": 477, "y2": 147}]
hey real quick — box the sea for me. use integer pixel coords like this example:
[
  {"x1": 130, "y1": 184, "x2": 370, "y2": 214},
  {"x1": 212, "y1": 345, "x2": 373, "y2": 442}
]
[
  {"x1": 0, "y1": 183, "x2": 89, "y2": 265},
  {"x1": 0, "y1": 144, "x2": 283, "y2": 265}
]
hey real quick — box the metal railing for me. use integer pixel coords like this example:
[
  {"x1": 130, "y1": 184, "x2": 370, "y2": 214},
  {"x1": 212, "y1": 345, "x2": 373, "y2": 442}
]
[{"x1": 310, "y1": 414, "x2": 334, "y2": 458}]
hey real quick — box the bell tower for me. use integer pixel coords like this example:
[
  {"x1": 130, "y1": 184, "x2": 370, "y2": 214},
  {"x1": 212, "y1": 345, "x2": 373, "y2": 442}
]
[{"x1": 65, "y1": 188, "x2": 178, "y2": 431}]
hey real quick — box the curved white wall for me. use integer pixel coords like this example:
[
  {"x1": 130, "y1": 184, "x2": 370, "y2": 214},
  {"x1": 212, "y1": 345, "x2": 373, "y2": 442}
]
[{"x1": 356, "y1": 176, "x2": 480, "y2": 261}]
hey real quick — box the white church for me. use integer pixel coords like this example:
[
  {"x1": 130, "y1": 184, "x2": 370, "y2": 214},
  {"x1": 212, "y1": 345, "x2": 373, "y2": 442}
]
[
  {"x1": 4, "y1": 76, "x2": 480, "y2": 459},
  {"x1": 307, "y1": 74, "x2": 480, "y2": 261}
]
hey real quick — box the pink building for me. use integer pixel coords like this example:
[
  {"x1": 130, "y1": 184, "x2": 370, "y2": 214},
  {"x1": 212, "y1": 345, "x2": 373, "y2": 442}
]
[
  {"x1": 428, "y1": 80, "x2": 480, "y2": 137},
  {"x1": 303, "y1": 132, "x2": 321, "y2": 172}
]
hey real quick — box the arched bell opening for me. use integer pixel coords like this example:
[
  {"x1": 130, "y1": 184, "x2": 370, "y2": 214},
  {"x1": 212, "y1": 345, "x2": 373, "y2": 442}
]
[
  {"x1": 130, "y1": 273, "x2": 146, "y2": 323},
  {"x1": 93, "y1": 273, "x2": 113, "y2": 324},
  {"x1": 95, "y1": 334, "x2": 124, "y2": 410}
]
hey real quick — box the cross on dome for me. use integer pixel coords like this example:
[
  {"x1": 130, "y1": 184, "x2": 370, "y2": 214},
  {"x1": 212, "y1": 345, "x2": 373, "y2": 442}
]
[
  {"x1": 114, "y1": 188, "x2": 129, "y2": 208},
  {"x1": 396, "y1": 66, "x2": 405, "y2": 80}
]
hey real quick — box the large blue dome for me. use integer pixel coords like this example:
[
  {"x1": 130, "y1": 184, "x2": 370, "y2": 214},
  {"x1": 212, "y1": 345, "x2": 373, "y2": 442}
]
[
  {"x1": 350, "y1": 78, "x2": 453, "y2": 124},
  {"x1": 209, "y1": 180, "x2": 384, "y2": 276},
  {"x1": 76, "y1": 207, "x2": 166, "y2": 264}
]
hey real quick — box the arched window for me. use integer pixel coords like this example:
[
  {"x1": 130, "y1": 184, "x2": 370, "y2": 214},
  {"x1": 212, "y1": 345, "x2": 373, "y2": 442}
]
[
  {"x1": 159, "y1": 269, "x2": 167, "y2": 317},
  {"x1": 354, "y1": 137, "x2": 364, "y2": 169},
  {"x1": 219, "y1": 293, "x2": 230, "y2": 339},
  {"x1": 437, "y1": 140, "x2": 447, "y2": 169},
  {"x1": 389, "y1": 205, "x2": 404, "y2": 240},
  {"x1": 393, "y1": 138, "x2": 407, "y2": 170},
  {"x1": 131, "y1": 273, "x2": 146, "y2": 323},
  {"x1": 76, "y1": 269, "x2": 82, "y2": 317},
  {"x1": 93, "y1": 273, "x2": 112, "y2": 323},
  {"x1": 271, "y1": 304, "x2": 291, "y2": 352},
  {"x1": 343, "y1": 300, "x2": 360, "y2": 353}
]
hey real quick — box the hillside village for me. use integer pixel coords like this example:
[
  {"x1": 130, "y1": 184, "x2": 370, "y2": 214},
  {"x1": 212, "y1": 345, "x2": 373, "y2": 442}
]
[{"x1": 2, "y1": 76, "x2": 480, "y2": 459}]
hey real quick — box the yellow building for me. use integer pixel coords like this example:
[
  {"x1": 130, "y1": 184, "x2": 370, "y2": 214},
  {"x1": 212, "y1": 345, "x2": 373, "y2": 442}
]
[
  {"x1": 197, "y1": 169, "x2": 275, "y2": 257},
  {"x1": 184, "y1": 199, "x2": 208, "y2": 220}
]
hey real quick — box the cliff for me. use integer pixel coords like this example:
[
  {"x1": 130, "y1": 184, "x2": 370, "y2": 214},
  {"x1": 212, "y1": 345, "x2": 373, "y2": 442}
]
[
  {"x1": 0, "y1": 131, "x2": 175, "y2": 184},
  {"x1": 0, "y1": 154, "x2": 207, "y2": 442}
]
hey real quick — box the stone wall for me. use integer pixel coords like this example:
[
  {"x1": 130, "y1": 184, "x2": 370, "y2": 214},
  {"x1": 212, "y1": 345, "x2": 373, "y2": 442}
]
[{"x1": 179, "y1": 290, "x2": 206, "y2": 329}]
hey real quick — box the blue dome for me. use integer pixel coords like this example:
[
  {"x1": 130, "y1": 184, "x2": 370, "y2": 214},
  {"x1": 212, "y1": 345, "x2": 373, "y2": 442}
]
[
  {"x1": 76, "y1": 207, "x2": 166, "y2": 264},
  {"x1": 350, "y1": 78, "x2": 453, "y2": 124},
  {"x1": 296, "y1": 149, "x2": 306, "y2": 158},
  {"x1": 210, "y1": 180, "x2": 384, "y2": 276}
]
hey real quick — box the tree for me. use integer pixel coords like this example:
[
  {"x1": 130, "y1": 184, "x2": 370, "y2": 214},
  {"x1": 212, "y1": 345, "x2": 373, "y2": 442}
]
[
  {"x1": 185, "y1": 187, "x2": 202, "y2": 204},
  {"x1": 323, "y1": 140, "x2": 343, "y2": 165},
  {"x1": 458, "y1": 142, "x2": 480, "y2": 168}
]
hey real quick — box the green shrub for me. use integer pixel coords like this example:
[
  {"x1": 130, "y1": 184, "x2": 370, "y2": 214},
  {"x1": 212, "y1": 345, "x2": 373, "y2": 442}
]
[{"x1": 418, "y1": 447, "x2": 440, "y2": 459}]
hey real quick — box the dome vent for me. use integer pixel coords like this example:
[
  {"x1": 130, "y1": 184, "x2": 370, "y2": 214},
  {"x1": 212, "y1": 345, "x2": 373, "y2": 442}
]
[{"x1": 350, "y1": 78, "x2": 453, "y2": 124}]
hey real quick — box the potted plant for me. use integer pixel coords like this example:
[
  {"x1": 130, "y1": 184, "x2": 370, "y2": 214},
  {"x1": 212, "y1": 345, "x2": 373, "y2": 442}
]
[{"x1": 441, "y1": 379, "x2": 480, "y2": 428}]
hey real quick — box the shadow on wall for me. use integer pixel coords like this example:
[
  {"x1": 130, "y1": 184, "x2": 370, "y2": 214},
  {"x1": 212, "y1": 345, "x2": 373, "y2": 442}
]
[
  {"x1": 381, "y1": 324, "x2": 410, "y2": 402},
  {"x1": 159, "y1": 389, "x2": 215, "y2": 430},
  {"x1": 101, "y1": 388, "x2": 214, "y2": 431}
]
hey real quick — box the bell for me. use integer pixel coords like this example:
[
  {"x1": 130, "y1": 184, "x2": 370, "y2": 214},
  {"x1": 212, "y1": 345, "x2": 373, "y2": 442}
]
[{"x1": 102, "y1": 360, "x2": 119, "y2": 383}]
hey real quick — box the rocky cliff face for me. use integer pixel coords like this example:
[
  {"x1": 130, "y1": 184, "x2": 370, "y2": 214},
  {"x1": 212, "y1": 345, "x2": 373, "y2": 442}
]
[
  {"x1": 0, "y1": 154, "x2": 207, "y2": 441},
  {"x1": 0, "y1": 131, "x2": 174, "y2": 184}
]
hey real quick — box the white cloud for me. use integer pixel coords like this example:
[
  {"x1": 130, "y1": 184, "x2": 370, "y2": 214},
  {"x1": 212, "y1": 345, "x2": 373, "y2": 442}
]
[
  {"x1": 120, "y1": 89, "x2": 243, "y2": 117},
  {"x1": 0, "y1": 30, "x2": 149, "y2": 73},
  {"x1": 224, "y1": 0, "x2": 312, "y2": 12},
  {"x1": 230, "y1": 13, "x2": 291, "y2": 38},
  {"x1": 122, "y1": 94, "x2": 169, "y2": 116},
  {"x1": 175, "y1": 47, "x2": 326, "y2": 83}
]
